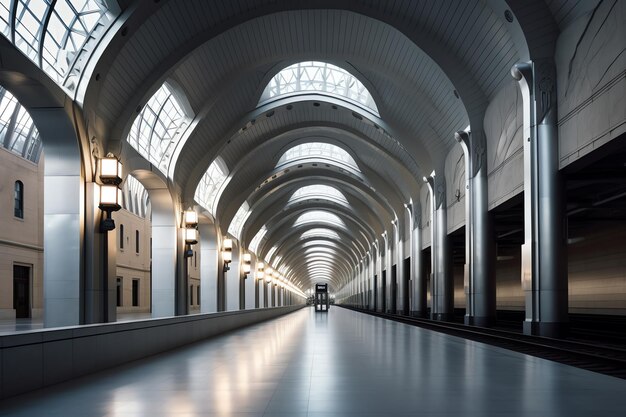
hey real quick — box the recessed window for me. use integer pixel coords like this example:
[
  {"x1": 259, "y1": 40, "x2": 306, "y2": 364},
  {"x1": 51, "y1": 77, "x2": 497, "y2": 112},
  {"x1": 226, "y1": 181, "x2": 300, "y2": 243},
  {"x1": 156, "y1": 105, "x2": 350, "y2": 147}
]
[
  {"x1": 189, "y1": 285, "x2": 194, "y2": 306},
  {"x1": 135, "y1": 230, "x2": 139, "y2": 254},
  {"x1": 249, "y1": 225, "x2": 268, "y2": 255},
  {"x1": 14, "y1": 180, "x2": 23, "y2": 218},
  {"x1": 132, "y1": 279, "x2": 139, "y2": 307},
  {"x1": 119, "y1": 224, "x2": 124, "y2": 249},
  {"x1": 289, "y1": 184, "x2": 348, "y2": 205},
  {"x1": 295, "y1": 211, "x2": 345, "y2": 228},
  {"x1": 116, "y1": 277, "x2": 122, "y2": 307},
  {"x1": 228, "y1": 201, "x2": 250, "y2": 240}
]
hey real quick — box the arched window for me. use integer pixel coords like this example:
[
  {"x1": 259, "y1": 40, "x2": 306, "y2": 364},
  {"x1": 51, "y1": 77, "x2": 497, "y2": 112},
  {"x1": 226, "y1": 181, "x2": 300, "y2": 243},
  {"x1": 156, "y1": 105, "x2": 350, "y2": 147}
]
[
  {"x1": 0, "y1": 0, "x2": 120, "y2": 92},
  {"x1": 0, "y1": 87, "x2": 42, "y2": 163},
  {"x1": 294, "y1": 211, "x2": 345, "y2": 228},
  {"x1": 289, "y1": 184, "x2": 348, "y2": 205},
  {"x1": 276, "y1": 142, "x2": 359, "y2": 171},
  {"x1": 14, "y1": 180, "x2": 23, "y2": 218},
  {"x1": 126, "y1": 82, "x2": 190, "y2": 175},
  {"x1": 259, "y1": 61, "x2": 379, "y2": 116},
  {"x1": 195, "y1": 156, "x2": 229, "y2": 216}
]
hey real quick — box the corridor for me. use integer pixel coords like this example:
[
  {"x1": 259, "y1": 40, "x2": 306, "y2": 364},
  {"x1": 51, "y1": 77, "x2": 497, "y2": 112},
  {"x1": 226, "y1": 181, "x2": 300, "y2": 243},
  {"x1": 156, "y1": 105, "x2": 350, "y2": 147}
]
[{"x1": 1, "y1": 307, "x2": 625, "y2": 416}]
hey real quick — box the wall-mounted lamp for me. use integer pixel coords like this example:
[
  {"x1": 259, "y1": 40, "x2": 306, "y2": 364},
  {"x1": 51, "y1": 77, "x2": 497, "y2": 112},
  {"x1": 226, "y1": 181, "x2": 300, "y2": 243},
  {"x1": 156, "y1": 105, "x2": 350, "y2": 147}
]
[
  {"x1": 222, "y1": 238, "x2": 233, "y2": 272},
  {"x1": 265, "y1": 267, "x2": 273, "y2": 283},
  {"x1": 242, "y1": 253, "x2": 252, "y2": 277},
  {"x1": 98, "y1": 154, "x2": 123, "y2": 232},
  {"x1": 256, "y1": 262, "x2": 265, "y2": 280},
  {"x1": 183, "y1": 209, "x2": 198, "y2": 258}
]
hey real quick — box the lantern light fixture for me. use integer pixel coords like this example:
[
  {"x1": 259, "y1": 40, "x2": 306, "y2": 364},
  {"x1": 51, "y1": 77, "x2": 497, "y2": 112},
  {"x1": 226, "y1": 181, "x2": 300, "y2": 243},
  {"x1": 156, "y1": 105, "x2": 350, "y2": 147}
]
[
  {"x1": 242, "y1": 252, "x2": 252, "y2": 276},
  {"x1": 222, "y1": 238, "x2": 233, "y2": 271},
  {"x1": 98, "y1": 154, "x2": 123, "y2": 232}
]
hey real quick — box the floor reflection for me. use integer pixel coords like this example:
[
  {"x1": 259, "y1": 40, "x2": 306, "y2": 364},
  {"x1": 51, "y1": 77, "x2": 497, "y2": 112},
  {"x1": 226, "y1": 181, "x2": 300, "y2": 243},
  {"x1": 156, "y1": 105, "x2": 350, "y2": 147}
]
[{"x1": 1, "y1": 307, "x2": 625, "y2": 416}]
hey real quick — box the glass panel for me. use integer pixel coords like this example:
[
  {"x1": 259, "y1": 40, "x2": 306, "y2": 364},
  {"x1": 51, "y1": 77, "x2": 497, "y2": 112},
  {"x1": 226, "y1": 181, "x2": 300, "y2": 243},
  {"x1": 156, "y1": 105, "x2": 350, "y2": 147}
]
[
  {"x1": 289, "y1": 184, "x2": 348, "y2": 204},
  {"x1": 227, "y1": 201, "x2": 250, "y2": 240},
  {"x1": 0, "y1": 86, "x2": 42, "y2": 163},
  {"x1": 194, "y1": 157, "x2": 228, "y2": 215},
  {"x1": 4, "y1": 0, "x2": 119, "y2": 89},
  {"x1": 127, "y1": 82, "x2": 189, "y2": 175},
  {"x1": 277, "y1": 142, "x2": 359, "y2": 171},
  {"x1": 249, "y1": 225, "x2": 267, "y2": 255},
  {"x1": 294, "y1": 210, "x2": 345, "y2": 228},
  {"x1": 259, "y1": 61, "x2": 379, "y2": 116},
  {"x1": 301, "y1": 228, "x2": 341, "y2": 241},
  {"x1": 265, "y1": 245, "x2": 278, "y2": 262}
]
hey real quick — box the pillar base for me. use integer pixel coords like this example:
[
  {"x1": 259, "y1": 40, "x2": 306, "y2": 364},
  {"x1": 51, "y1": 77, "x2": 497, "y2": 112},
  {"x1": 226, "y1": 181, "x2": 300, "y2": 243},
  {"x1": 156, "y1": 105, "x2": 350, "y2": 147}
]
[
  {"x1": 523, "y1": 320, "x2": 569, "y2": 338},
  {"x1": 431, "y1": 313, "x2": 454, "y2": 322},
  {"x1": 464, "y1": 315, "x2": 495, "y2": 328}
]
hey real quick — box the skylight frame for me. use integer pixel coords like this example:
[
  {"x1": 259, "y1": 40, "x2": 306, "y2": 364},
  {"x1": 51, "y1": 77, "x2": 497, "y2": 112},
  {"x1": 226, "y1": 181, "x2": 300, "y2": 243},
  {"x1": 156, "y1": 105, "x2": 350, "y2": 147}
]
[
  {"x1": 194, "y1": 156, "x2": 229, "y2": 216},
  {"x1": 276, "y1": 142, "x2": 360, "y2": 171},
  {"x1": 0, "y1": 86, "x2": 42, "y2": 163}
]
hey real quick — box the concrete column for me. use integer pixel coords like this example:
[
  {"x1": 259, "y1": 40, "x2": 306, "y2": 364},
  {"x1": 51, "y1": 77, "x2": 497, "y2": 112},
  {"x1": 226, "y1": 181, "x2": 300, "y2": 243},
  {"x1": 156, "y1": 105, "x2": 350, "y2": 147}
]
[
  {"x1": 38, "y1": 107, "x2": 83, "y2": 327},
  {"x1": 176, "y1": 228, "x2": 188, "y2": 316},
  {"x1": 245, "y1": 260, "x2": 255, "y2": 309},
  {"x1": 225, "y1": 242, "x2": 240, "y2": 311},
  {"x1": 199, "y1": 223, "x2": 218, "y2": 313},
  {"x1": 456, "y1": 131, "x2": 496, "y2": 327},
  {"x1": 150, "y1": 189, "x2": 177, "y2": 318},
  {"x1": 513, "y1": 61, "x2": 568, "y2": 337},
  {"x1": 425, "y1": 174, "x2": 453, "y2": 321},
  {"x1": 83, "y1": 182, "x2": 117, "y2": 324},
  {"x1": 394, "y1": 221, "x2": 405, "y2": 314},
  {"x1": 409, "y1": 204, "x2": 426, "y2": 317}
]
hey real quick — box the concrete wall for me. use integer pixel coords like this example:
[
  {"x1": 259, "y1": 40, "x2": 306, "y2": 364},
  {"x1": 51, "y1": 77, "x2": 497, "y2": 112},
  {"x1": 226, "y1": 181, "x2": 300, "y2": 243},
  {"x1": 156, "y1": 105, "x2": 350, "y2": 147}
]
[
  {"x1": 484, "y1": 80, "x2": 524, "y2": 210},
  {"x1": 0, "y1": 305, "x2": 305, "y2": 399},
  {"x1": 556, "y1": 0, "x2": 626, "y2": 168}
]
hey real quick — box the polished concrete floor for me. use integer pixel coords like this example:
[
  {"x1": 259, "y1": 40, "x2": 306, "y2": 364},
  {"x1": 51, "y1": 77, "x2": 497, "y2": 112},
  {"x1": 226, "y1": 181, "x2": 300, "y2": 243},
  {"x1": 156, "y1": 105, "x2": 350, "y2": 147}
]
[{"x1": 1, "y1": 307, "x2": 625, "y2": 416}]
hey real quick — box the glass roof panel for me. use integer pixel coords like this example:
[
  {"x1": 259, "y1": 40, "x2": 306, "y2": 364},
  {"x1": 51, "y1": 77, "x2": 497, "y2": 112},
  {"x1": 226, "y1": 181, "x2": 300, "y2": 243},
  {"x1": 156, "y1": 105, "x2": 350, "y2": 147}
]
[
  {"x1": 0, "y1": 86, "x2": 42, "y2": 162},
  {"x1": 249, "y1": 225, "x2": 267, "y2": 255},
  {"x1": 122, "y1": 175, "x2": 150, "y2": 218},
  {"x1": 259, "y1": 61, "x2": 379, "y2": 116},
  {"x1": 4, "y1": 0, "x2": 118, "y2": 92},
  {"x1": 194, "y1": 157, "x2": 229, "y2": 215},
  {"x1": 266, "y1": 245, "x2": 278, "y2": 262},
  {"x1": 289, "y1": 184, "x2": 348, "y2": 204},
  {"x1": 301, "y1": 228, "x2": 341, "y2": 241},
  {"x1": 228, "y1": 201, "x2": 250, "y2": 240},
  {"x1": 127, "y1": 82, "x2": 189, "y2": 175},
  {"x1": 277, "y1": 142, "x2": 359, "y2": 171},
  {"x1": 295, "y1": 210, "x2": 345, "y2": 228}
]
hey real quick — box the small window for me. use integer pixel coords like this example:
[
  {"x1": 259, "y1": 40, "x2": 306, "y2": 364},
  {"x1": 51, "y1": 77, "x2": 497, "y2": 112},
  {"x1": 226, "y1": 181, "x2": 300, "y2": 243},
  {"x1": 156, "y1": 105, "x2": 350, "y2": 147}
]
[
  {"x1": 197, "y1": 286, "x2": 201, "y2": 306},
  {"x1": 132, "y1": 279, "x2": 140, "y2": 307},
  {"x1": 194, "y1": 251, "x2": 197, "y2": 268},
  {"x1": 116, "y1": 277, "x2": 123, "y2": 307},
  {"x1": 14, "y1": 181, "x2": 24, "y2": 218},
  {"x1": 135, "y1": 230, "x2": 140, "y2": 254},
  {"x1": 119, "y1": 224, "x2": 124, "y2": 249},
  {"x1": 189, "y1": 285, "x2": 194, "y2": 306}
]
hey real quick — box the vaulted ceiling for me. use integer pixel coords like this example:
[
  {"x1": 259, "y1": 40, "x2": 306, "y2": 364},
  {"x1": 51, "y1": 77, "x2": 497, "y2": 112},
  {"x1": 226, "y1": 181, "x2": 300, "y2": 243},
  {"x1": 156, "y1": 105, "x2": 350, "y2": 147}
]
[{"x1": 61, "y1": 0, "x2": 593, "y2": 292}]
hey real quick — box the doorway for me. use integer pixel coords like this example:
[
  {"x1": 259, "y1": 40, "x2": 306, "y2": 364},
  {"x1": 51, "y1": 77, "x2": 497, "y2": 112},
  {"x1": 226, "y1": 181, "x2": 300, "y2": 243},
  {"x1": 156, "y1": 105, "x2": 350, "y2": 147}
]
[{"x1": 13, "y1": 265, "x2": 31, "y2": 318}]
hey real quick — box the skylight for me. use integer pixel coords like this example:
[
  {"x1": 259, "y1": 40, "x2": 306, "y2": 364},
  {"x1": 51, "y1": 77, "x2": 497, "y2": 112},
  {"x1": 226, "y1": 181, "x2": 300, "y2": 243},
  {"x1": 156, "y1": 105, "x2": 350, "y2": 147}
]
[
  {"x1": 277, "y1": 142, "x2": 359, "y2": 171},
  {"x1": 127, "y1": 82, "x2": 189, "y2": 175},
  {"x1": 249, "y1": 225, "x2": 268, "y2": 255},
  {"x1": 260, "y1": 61, "x2": 378, "y2": 116},
  {"x1": 266, "y1": 245, "x2": 278, "y2": 262},
  {"x1": 195, "y1": 157, "x2": 229, "y2": 215},
  {"x1": 289, "y1": 184, "x2": 348, "y2": 204},
  {"x1": 0, "y1": 86, "x2": 42, "y2": 162},
  {"x1": 228, "y1": 201, "x2": 250, "y2": 240},
  {"x1": 301, "y1": 228, "x2": 341, "y2": 241},
  {"x1": 1, "y1": 0, "x2": 119, "y2": 92},
  {"x1": 294, "y1": 211, "x2": 345, "y2": 228}
]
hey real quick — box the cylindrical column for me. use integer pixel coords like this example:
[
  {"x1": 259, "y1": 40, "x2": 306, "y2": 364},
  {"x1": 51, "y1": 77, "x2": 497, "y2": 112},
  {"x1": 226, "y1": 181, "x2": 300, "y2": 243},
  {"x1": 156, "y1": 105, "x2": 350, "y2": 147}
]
[{"x1": 513, "y1": 61, "x2": 568, "y2": 337}]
